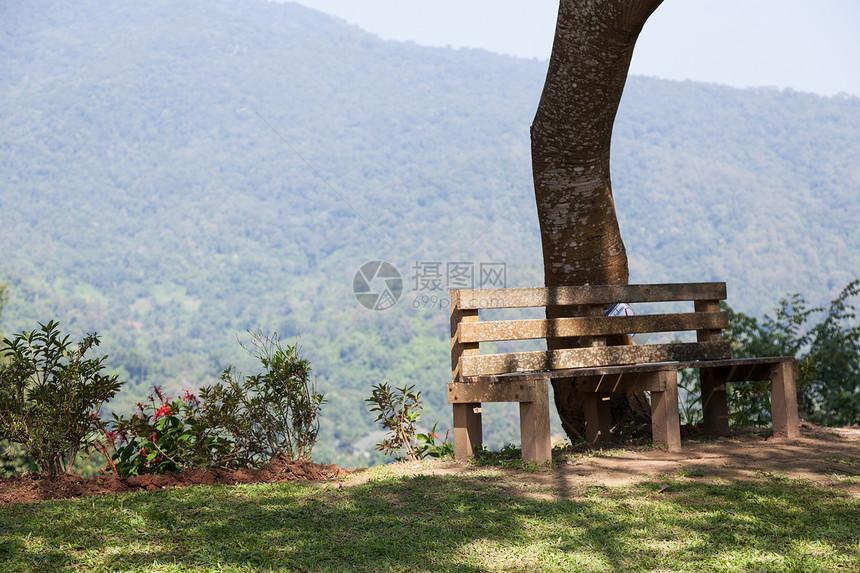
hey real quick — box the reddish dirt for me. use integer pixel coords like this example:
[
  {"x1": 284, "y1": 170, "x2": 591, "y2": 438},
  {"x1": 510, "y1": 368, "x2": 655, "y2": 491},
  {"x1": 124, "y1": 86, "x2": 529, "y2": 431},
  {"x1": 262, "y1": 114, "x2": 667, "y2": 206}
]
[{"x1": 0, "y1": 456, "x2": 352, "y2": 505}]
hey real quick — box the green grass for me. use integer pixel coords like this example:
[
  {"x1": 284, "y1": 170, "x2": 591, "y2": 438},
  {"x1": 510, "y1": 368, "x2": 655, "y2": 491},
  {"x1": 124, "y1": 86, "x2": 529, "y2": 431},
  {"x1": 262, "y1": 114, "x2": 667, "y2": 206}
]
[{"x1": 0, "y1": 465, "x2": 857, "y2": 572}]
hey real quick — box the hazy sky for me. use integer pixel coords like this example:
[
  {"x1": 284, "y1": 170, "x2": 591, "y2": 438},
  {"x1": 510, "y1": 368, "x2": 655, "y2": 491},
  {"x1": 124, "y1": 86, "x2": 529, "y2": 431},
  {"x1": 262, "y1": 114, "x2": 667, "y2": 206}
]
[{"x1": 286, "y1": 0, "x2": 860, "y2": 97}]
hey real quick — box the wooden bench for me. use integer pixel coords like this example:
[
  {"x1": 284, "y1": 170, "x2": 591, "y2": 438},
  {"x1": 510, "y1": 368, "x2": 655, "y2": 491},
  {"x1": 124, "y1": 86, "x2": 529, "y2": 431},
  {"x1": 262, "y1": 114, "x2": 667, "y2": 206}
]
[{"x1": 448, "y1": 282, "x2": 800, "y2": 462}]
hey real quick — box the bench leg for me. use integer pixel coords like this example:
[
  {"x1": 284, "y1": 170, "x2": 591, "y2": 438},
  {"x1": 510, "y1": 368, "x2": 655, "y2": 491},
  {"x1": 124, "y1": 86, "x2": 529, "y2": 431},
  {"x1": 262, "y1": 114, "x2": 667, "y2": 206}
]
[
  {"x1": 650, "y1": 371, "x2": 682, "y2": 452},
  {"x1": 583, "y1": 392, "x2": 612, "y2": 445},
  {"x1": 453, "y1": 402, "x2": 482, "y2": 461},
  {"x1": 770, "y1": 361, "x2": 800, "y2": 439},
  {"x1": 519, "y1": 379, "x2": 552, "y2": 463},
  {"x1": 701, "y1": 369, "x2": 730, "y2": 436}
]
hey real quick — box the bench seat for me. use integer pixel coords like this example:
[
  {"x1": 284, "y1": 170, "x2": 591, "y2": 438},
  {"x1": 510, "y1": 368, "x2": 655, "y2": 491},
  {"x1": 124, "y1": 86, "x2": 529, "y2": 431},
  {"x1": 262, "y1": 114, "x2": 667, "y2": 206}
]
[{"x1": 448, "y1": 283, "x2": 800, "y2": 462}]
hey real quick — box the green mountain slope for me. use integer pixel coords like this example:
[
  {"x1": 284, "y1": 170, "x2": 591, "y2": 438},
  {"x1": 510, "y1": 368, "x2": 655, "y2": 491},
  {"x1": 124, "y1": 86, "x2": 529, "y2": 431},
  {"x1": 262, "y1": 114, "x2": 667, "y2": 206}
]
[{"x1": 1, "y1": 0, "x2": 858, "y2": 464}]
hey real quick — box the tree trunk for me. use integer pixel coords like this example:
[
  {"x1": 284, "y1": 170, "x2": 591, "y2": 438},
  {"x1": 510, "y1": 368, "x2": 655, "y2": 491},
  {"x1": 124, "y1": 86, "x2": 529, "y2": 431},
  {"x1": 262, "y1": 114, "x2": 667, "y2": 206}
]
[{"x1": 531, "y1": 0, "x2": 663, "y2": 441}]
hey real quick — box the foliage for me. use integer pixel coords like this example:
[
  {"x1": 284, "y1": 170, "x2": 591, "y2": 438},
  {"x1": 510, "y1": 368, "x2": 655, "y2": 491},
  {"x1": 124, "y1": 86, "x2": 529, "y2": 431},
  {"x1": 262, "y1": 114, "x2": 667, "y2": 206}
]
[
  {"x1": 415, "y1": 422, "x2": 453, "y2": 459},
  {"x1": 0, "y1": 321, "x2": 124, "y2": 477},
  {"x1": 109, "y1": 331, "x2": 325, "y2": 475},
  {"x1": 0, "y1": 440, "x2": 36, "y2": 477},
  {"x1": 108, "y1": 387, "x2": 235, "y2": 476},
  {"x1": 366, "y1": 383, "x2": 422, "y2": 461},
  {"x1": 201, "y1": 331, "x2": 326, "y2": 464},
  {"x1": 723, "y1": 280, "x2": 860, "y2": 427}
]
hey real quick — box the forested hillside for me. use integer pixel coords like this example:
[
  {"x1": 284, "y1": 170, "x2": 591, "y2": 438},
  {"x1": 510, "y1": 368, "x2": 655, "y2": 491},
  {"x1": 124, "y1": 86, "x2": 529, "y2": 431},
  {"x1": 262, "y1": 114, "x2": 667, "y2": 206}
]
[{"x1": 2, "y1": 0, "x2": 858, "y2": 465}]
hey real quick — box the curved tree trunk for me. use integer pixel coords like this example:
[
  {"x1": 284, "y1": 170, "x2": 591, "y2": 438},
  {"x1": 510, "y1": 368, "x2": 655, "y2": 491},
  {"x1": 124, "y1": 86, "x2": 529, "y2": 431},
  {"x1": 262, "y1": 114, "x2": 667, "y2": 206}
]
[{"x1": 531, "y1": 0, "x2": 663, "y2": 440}]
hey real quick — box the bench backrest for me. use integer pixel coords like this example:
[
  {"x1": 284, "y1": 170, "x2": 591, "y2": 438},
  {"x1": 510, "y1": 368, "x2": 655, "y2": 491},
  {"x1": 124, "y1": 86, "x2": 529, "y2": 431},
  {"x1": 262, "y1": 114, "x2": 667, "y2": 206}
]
[{"x1": 450, "y1": 282, "x2": 731, "y2": 381}]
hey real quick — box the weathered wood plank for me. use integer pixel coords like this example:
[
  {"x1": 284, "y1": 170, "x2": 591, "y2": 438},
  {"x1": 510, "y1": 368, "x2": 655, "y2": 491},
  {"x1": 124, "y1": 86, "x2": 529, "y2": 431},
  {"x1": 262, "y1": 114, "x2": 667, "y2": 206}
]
[
  {"x1": 460, "y1": 341, "x2": 731, "y2": 377},
  {"x1": 453, "y1": 402, "x2": 482, "y2": 461},
  {"x1": 454, "y1": 282, "x2": 727, "y2": 309},
  {"x1": 450, "y1": 289, "x2": 479, "y2": 382},
  {"x1": 461, "y1": 356, "x2": 796, "y2": 383},
  {"x1": 770, "y1": 360, "x2": 800, "y2": 439},
  {"x1": 519, "y1": 379, "x2": 552, "y2": 463},
  {"x1": 695, "y1": 300, "x2": 723, "y2": 343},
  {"x1": 458, "y1": 311, "x2": 728, "y2": 342},
  {"x1": 447, "y1": 380, "x2": 539, "y2": 403},
  {"x1": 650, "y1": 371, "x2": 682, "y2": 451}
]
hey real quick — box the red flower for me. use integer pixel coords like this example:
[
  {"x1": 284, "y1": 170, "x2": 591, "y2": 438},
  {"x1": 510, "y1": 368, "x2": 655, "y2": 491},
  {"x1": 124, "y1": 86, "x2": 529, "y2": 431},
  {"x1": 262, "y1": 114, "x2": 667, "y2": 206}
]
[
  {"x1": 153, "y1": 403, "x2": 172, "y2": 420},
  {"x1": 181, "y1": 389, "x2": 198, "y2": 405},
  {"x1": 104, "y1": 429, "x2": 119, "y2": 446}
]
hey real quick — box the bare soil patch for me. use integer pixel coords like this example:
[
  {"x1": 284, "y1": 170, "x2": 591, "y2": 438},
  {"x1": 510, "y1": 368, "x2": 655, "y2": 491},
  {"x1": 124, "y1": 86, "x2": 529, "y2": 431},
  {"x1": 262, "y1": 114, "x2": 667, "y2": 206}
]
[{"x1": 0, "y1": 456, "x2": 352, "y2": 505}]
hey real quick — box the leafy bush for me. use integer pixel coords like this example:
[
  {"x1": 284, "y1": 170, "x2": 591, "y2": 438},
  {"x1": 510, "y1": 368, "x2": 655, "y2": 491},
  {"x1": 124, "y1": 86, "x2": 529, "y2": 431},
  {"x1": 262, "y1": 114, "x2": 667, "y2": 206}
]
[
  {"x1": 108, "y1": 387, "x2": 235, "y2": 476},
  {"x1": 366, "y1": 383, "x2": 422, "y2": 461},
  {"x1": 0, "y1": 321, "x2": 123, "y2": 477},
  {"x1": 108, "y1": 331, "x2": 325, "y2": 475},
  {"x1": 723, "y1": 280, "x2": 859, "y2": 427},
  {"x1": 203, "y1": 331, "x2": 325, "y2": 464}
]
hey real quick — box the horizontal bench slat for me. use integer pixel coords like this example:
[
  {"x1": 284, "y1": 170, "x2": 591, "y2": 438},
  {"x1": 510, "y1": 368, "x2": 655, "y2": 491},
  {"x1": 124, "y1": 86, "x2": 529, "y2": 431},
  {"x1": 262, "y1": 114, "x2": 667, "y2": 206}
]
[
  {"x1": 447, "y1": 379, "x2": 539, "y2": 403},
  {"x1": 463, "y1": 356, "x2": 795, "y2": 382},
  {"x1": 448, "y1": 373, "x2": 669, "y2": 403},
  {"x1": 458, "y1": 311, "x2": 729, "y2": 343},
  {"x1": 460, "y1": 341, "x2": 731, "y2": 376},
  {"x1": 454, "y1": 282, "x2": 726, "y2": 309}
]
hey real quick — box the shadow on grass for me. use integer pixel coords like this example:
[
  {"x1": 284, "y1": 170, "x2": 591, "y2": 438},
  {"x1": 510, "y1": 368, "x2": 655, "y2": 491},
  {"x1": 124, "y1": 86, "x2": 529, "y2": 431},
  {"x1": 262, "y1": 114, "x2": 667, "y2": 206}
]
[{"x1": 0, "y1": 470, "x2": 858, "y2": 572}]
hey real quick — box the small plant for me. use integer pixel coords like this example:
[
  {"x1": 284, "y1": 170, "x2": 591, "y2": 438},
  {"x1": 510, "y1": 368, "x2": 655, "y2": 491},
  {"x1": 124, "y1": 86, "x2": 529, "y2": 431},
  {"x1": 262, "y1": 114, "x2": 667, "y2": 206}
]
[
  {"x1": 201, "y1": 330, "x2": 326, "y2": 463},
  {"x1": 0, "y1": 321, "x2": 124, "y2": 478},
  {"x1": 416, "y1": 423, "x2": 454, "y2": 459},
  {"x1": 107, "y1": 387, "x2": 235, "y2": 476},
  {"x1": 366, "y1": 382, "x2": 422, "y2": 461},
  {"x1": 108, "y1": 331, "x2": 325, "y2": 475}
]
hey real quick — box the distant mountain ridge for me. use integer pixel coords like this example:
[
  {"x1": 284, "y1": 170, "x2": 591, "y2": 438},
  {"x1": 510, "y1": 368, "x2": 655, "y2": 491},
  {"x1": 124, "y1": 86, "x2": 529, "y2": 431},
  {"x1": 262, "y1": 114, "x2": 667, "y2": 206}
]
[{"x1": 2, "y1": 0, "x2": 858, "y2": 464}]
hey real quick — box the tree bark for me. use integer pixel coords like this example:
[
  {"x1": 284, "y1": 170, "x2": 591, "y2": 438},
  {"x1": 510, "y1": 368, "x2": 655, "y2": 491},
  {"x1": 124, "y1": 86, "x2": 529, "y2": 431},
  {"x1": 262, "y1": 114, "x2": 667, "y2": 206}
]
[{"x1": 531, "y1": 0, "x2": 663, "y2": 440}]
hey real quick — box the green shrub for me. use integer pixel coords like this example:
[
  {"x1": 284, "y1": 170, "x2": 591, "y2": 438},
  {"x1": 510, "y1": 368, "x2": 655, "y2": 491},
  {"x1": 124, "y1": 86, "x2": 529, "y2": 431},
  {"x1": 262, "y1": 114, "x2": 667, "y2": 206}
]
[
  {"x1": 108, "y1": 387, "x2": 235, "y2": 476},
  {"x1": 0, "y1": 321, "x2": 123, "y2": 477},
  {"x1": 721, "y1": 280, "x2": 859, "y2": 427},
  {"x1": 366, "y1": 383, "x2": 422, "y2": 461},
  {"x1": 202, "y1": 330, "x2": 326, "y2": 464},
  {"x1": 109, "y1": 331, "x2": 325, "y2": 475}
]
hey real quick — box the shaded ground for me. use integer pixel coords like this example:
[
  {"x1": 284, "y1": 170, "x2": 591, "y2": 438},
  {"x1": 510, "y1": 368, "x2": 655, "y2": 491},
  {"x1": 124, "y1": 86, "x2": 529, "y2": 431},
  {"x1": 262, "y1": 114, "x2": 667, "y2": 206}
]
[{"x1": 2, "y1": 424, "x2": 857, "y2": 505}]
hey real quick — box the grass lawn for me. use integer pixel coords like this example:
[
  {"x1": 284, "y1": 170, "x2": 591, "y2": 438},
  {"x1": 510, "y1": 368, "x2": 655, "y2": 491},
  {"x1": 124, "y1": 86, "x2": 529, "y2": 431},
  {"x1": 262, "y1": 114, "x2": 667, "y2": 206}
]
[{"x1": 1, "y1": 453, "x2": 858, "y2": 573}]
